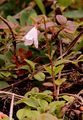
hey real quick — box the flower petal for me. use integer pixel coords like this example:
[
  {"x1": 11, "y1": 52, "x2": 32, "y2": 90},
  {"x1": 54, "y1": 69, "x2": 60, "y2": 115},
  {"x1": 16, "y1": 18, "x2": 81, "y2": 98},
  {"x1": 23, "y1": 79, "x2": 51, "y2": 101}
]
[
  {"x1": 24, "y1": 38, "x2": 34, "y2": 46},
  {"x1": 64, "y1": 21, "x2": 76, "y2": 33},
  {"x1": 56, "y1": 15, "x2": 67, "y2": 25},
  {"x1": 33, "y1": 28, "x2": 38, "y2": 48},
  {"x1": 23, "y1": 26, "x2": 38, "y2": 48}
]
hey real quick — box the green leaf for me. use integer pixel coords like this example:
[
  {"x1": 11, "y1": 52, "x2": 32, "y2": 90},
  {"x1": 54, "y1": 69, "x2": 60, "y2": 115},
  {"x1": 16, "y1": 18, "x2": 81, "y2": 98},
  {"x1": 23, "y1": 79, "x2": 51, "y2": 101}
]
[
  {"x1": 0, "y1": 54, "x2": 5, "y2": 66},
  {"x1": 44, "y1": 66, "x2": 52, "y2": 75},
  {"x1": 25, "y1": 92, "x2": 53, "y2": 103},
  {"x1": 0, "y1": 81, "x2": 9, "y2": 89},
  {"x1": 24, "y1": 87, "x2": 39, "y2": 98},
  {"x1": 16, "y1": 97, "x2": 39, "y2": 108},
  {"x1": 2, "y1": 117, "x2": 14, "y2": 120},
  {"x1": 7, "y1": 15, "x2": 18, "y2": 24},
  {"x1": 75, "y1": 39, "x2": 83, "y2": 51},
  {"x1": 55, "y1": 78, "x2": 66, "y2": 86},
  {"x1": 49, "y1": 101, "x2": 65, "y2": 118},
  {"x1": 19, "y1": 65, "x2": 31, "y2": 73},
  {"x1": 31, "y1": 87, "x2": 39, "y2": 93},
  {"x1": 17, "y1": 107, "x2": 40, "y2": 120},
  {"x1": 27, "y1": 9, "x2": 37, "y2": 25},
  {"x1": 16, "y1": 43, "x2": 29, "y2": 50},
  {"x1": 54, "y1": 65, "x2": 64, "y2": 76},
  {"x1": 26, "y1": 97, "x2": 39, "y2": 108},
  {"x1": 34, "y1": 93, "x2": 53, "y2": 102},
  {"x1": 25, "y1": 59, "x2": 35, "y2": 71},
  {"x1": 43, "y1": 90, "x2": 52, "y2": 95},
  {"x1": 0, "y1": 72, "x2": 11, "y2": 77},
  {"x1": 61, "y1": 95, "x2": 75, "y2": 102},
  {"x1": 38, "y1": 99, "x2": 48, "y2": 112},
  {"x1": 5, "y1": 50, "x2": 13, "y2": 60},
  {"x1": 34, "y1": 0, "x2": 46, "y2": 14},
  {"x1": 20, "y1": 10, "x2": 28, "y2": 26},
  {"x1": 57, "y1": 0, "x2": 72, "y2": 7},
  {"x1": 64, "y1": 10, "x2": 83, "y2": 18},
  {"x1": 34, "y1": 72, "x2": 45, "y2": 81},
  {"x1": 17, "y1": 108, "x2": 30, "y2": 120},
  {"x1": 44, "y1": 65, "x2": 64, "y2": 76}
]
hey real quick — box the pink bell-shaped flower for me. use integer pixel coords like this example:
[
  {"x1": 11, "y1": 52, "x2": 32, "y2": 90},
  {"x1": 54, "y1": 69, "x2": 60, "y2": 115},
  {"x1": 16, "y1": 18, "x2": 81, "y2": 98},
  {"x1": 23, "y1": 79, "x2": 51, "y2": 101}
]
[{"x1": 23, "y1": 26, "x2": 38, "y2": 48}]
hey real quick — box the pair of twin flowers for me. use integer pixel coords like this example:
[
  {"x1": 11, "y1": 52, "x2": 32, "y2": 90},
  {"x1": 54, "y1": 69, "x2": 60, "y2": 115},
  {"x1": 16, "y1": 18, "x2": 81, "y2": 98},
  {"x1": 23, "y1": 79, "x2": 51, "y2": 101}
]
[{"x1": 23, "y1": 15, "x2": 75, "y2": 48}]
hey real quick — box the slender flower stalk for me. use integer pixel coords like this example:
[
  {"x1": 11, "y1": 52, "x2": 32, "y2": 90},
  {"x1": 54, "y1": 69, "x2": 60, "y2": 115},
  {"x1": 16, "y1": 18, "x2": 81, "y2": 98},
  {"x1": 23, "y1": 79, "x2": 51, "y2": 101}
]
[{"x1": 43, "y1": 17, "x2": 57, "y2": 99}]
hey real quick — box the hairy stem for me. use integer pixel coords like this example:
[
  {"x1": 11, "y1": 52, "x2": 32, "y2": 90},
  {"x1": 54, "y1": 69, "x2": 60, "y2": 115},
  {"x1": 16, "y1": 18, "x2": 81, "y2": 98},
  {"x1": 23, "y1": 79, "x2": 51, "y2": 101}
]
[
  {"x1": 50, "y1": 58, "x2": 57, "y2": 99},
  {"x1": 57, "y1": 39, "x2": 63, "y2": 98},
  {"x1": 43, "y1": 16, "x2": 57, "y2": 99}
]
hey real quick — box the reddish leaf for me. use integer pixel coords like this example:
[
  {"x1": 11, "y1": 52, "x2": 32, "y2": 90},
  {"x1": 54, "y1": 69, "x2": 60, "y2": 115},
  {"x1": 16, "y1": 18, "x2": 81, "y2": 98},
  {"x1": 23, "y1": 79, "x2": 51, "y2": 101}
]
[
  {"x1": 12, "y1": 48, "x2": 32, "y2": 76},
  {"x1": 0, "y1": 112, "x2": 8, "y2": 119}
]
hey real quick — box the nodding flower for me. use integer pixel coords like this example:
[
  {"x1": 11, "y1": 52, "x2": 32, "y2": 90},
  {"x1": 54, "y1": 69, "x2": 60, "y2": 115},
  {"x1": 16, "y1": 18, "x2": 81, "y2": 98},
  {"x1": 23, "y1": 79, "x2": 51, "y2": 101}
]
[
  {"x1": 56, "y1": 15, "x2": 76, "y2": 33},
  {"x1": 23, "y1": 26, "x2": 38, "y2": 48}
]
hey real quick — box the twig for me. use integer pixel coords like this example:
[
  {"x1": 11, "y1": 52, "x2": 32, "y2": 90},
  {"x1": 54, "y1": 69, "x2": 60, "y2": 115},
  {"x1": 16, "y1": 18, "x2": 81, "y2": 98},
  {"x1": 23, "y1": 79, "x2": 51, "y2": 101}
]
[
  {"x1": 58, "y1": 31, "x2": 83, "y2": 59},
  {"x1": 0, "y1": 77, "x2": 30, "y2": 91},
  {"x1": 59, "y1": 93, "x2": 83, "y2": 103},
  {"x1": 9, "y1": 93, "x2": 14, "y2": 120},
  {"x1": 60, "y1": 78, "x2": 83, "y2": 93},
  {"x1": 0, "y1": 91, "x2": 24, "y2": 100},
  {"x1": 0, "y1": 16, "x2": 16, "y2": 54},
  {"x1": 77, "y1": 90, "x2": 83, "y2": 96}
]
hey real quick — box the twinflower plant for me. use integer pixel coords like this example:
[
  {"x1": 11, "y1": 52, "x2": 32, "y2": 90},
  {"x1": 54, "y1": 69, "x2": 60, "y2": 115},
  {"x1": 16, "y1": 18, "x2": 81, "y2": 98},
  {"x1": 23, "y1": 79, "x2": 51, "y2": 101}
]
[{"x1": 23, "y1": 26, "x2": 38, "y2": 48}]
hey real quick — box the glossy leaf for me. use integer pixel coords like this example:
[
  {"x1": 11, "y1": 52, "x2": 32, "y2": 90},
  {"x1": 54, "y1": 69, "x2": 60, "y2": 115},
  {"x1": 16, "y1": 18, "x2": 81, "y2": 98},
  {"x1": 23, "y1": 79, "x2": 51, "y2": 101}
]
[
  {"x1": 19, "y1": 65, "x2": 31, "y2": 73},
  {"x1": 62, "y1": 95, "x2": 75, "y2": 102},
  {"x1": 25, "y1": 59, "x2": 35, "y2": 71},
  {"x1": 34, "y1": 72, "x2": 45, "y2": 81},
  {"x1": 25, "y1": 92, "x2": 53, "y2": 102},
  {"x1": 43, "y1": 90, "x2": 52, "y2": 95},
  {"x1": 33, "y1": 93, "x2": 53, "y2": 102},
  {"x1": 44, "y1": 65, "x2": 64, "y2": 76},
  {"x1": 49, "y1": 101, "x2": 65, "y2": 118},
  {"x1": 38, "y1": 99, "x2": 48, "y2": 112},
  {"x1": 17, "y1": 107, "x2": 40, "y2": 120},
  {"x1": 44, "y1": 66, "x2": 52, "y2": 75},
  {"x1": 16, "y1": 97, "x2": 39, "y2": 108},
  {"x1": 55, "y1": 78, "x2": 66, "y2": 86},
  {"x1": 54, "y1": 65, "x2": 64, "y2": 76}
]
